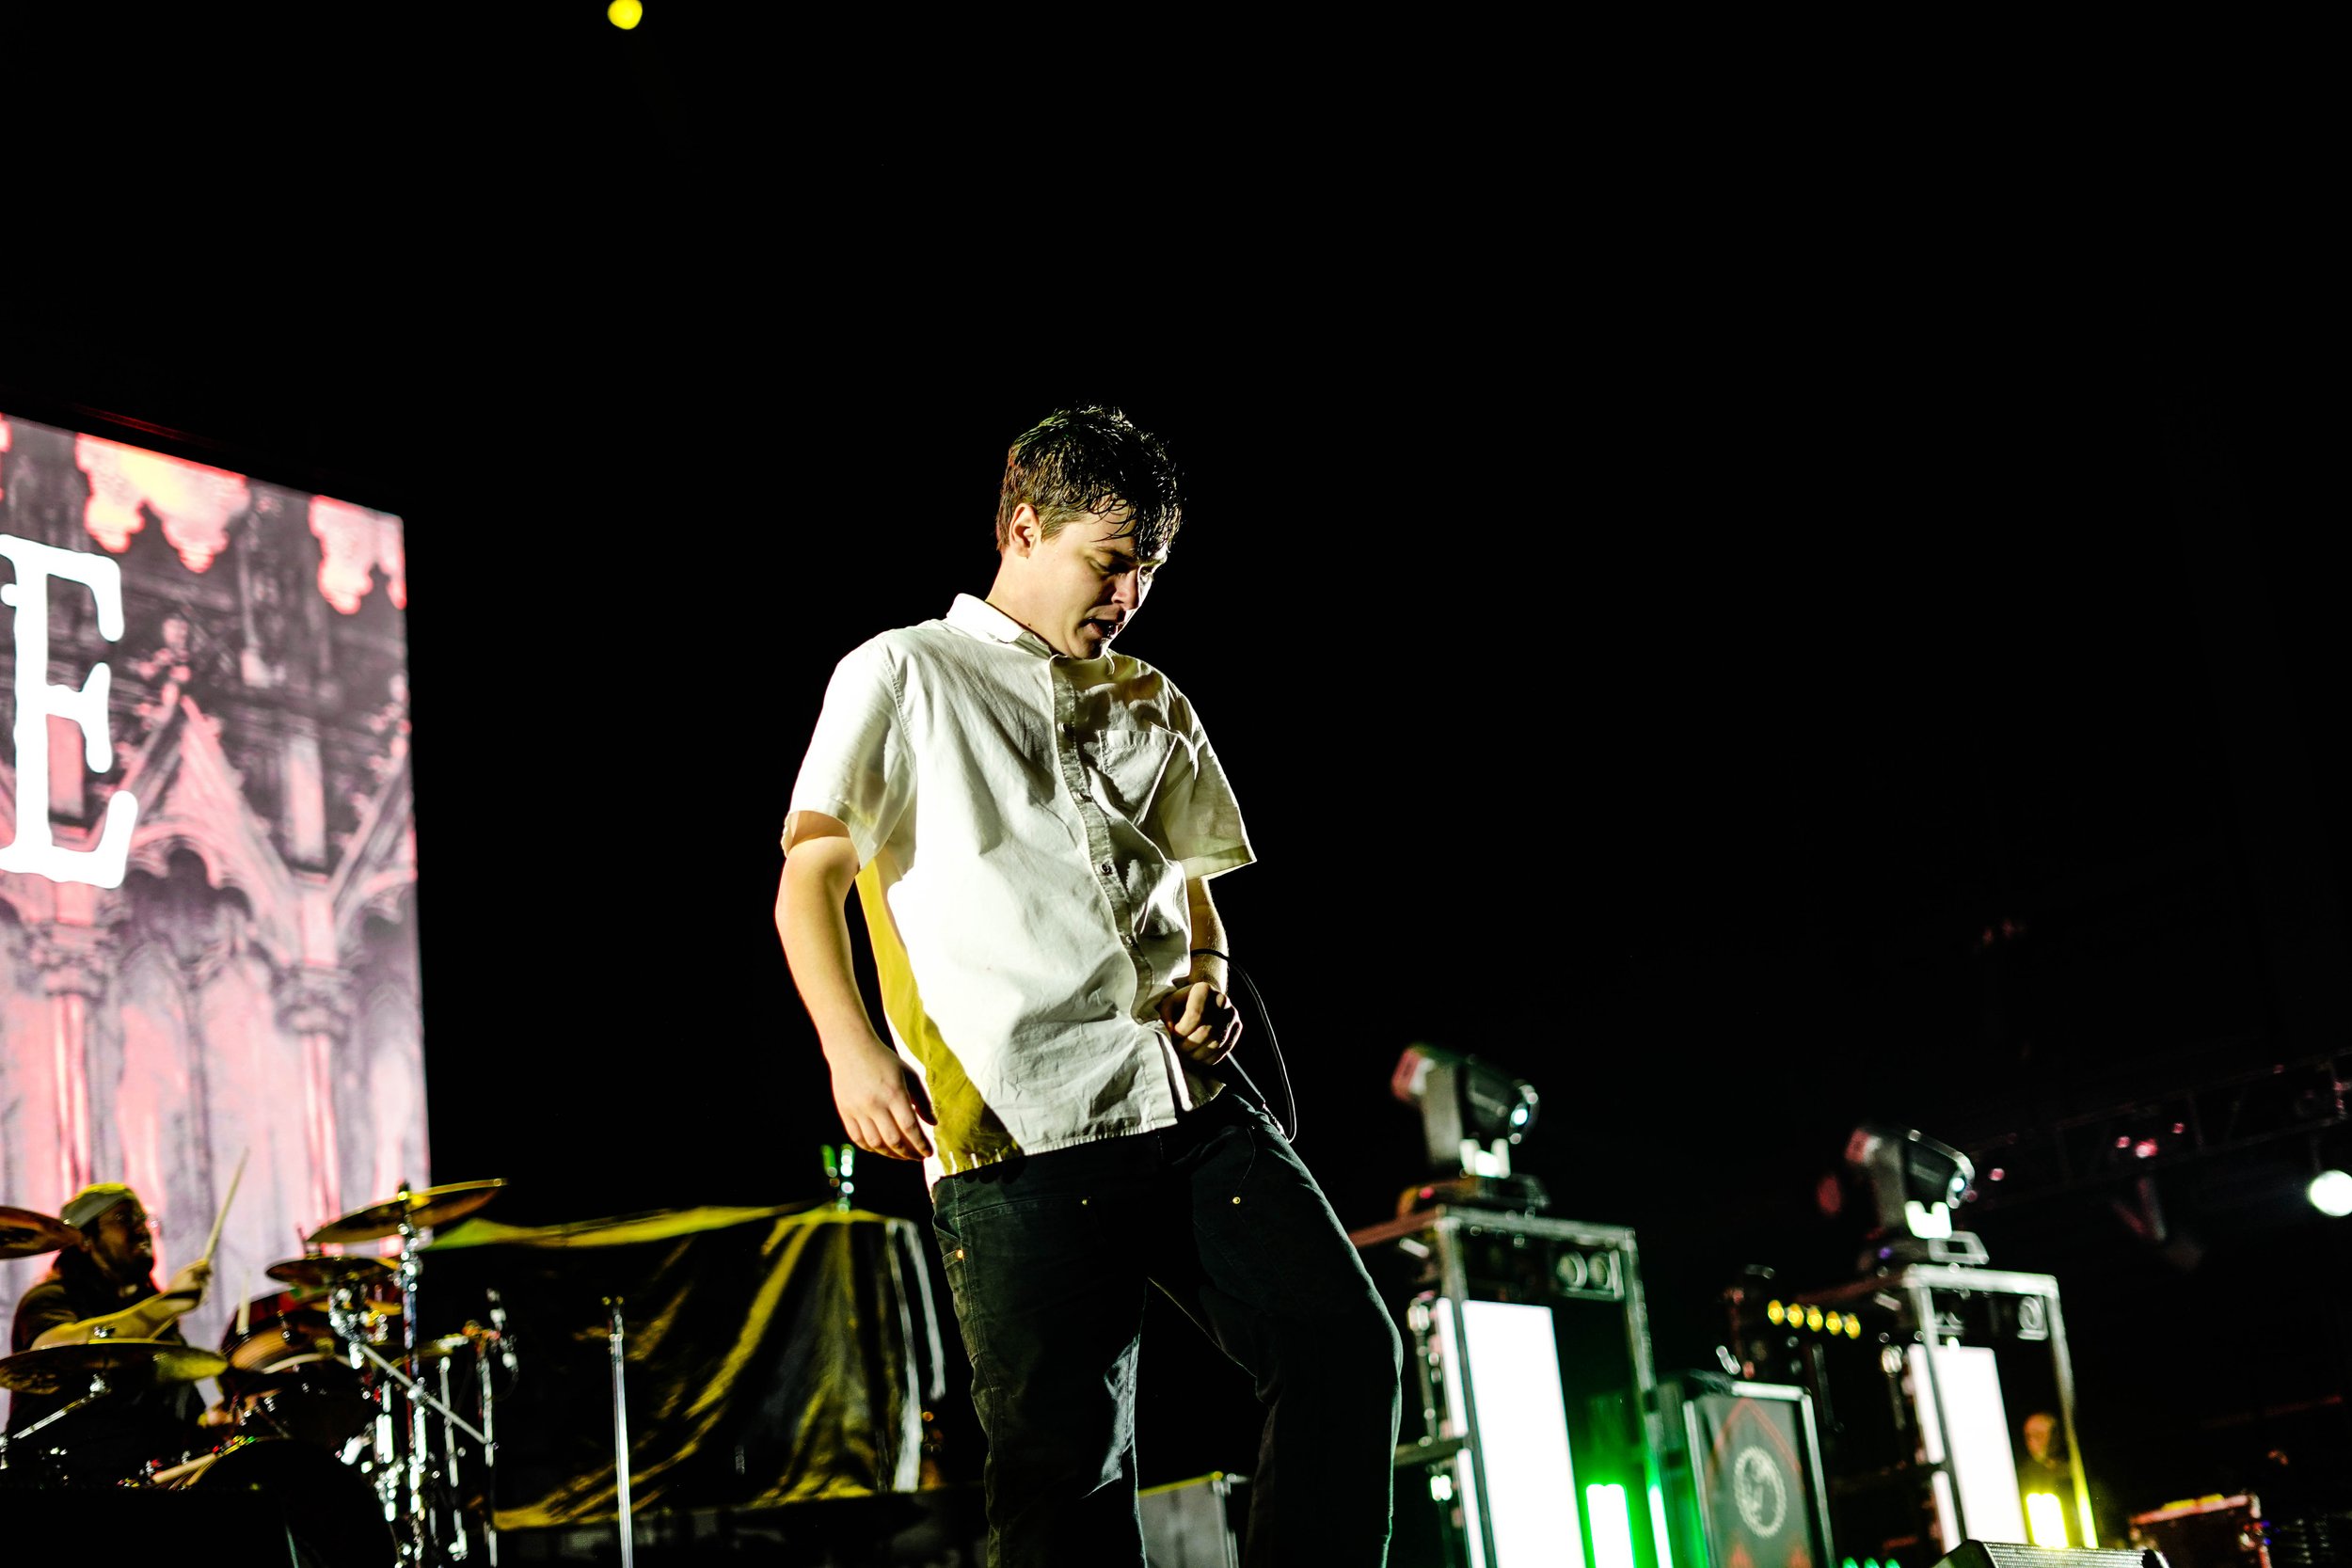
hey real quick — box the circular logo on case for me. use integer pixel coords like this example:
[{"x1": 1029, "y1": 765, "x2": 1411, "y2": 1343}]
[{"x1": 1733, "y1": 1446, "x2": 1788, "y2": 1537}]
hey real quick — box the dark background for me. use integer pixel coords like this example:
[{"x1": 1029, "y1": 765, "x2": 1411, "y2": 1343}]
[{"x1": 2, "y1": 6, "x2": 2343, "y2": 1530}]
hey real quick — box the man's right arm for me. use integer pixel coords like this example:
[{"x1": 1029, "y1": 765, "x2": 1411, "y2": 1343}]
[
  {"x1": 775, "y1": 816, "x2": 934, "y2": 1162},
  {"x1": 27, "y1": 1260, "x2": 213, "y2": 1350}
]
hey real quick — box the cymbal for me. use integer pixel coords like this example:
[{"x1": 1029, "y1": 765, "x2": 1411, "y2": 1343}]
[
  {"x1": 306, "y1": 1180, "x2": 504, "y2": 1245},
  {"x1": 0, "y1": 1206, "x2": 80, "y2": 1260},
  {"x1": 266, "y1": 1255, "x2": 394, "y2": 1290},
  {"x1": 235, "y1": 1352, "x2": 354, "y2": 1387},
  {"x1": 0, "y1": 1339, "x2": 229, "y2": 1396}
]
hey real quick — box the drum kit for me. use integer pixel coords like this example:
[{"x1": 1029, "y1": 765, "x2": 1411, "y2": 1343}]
[{"x1": 0, "y1": 1180, "x2": 514, "y2": 1567}]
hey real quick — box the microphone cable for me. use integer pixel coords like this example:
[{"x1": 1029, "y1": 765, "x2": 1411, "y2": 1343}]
[{"x1": 1216, "y1": 959, "x2": 1298, "y2": 1143}]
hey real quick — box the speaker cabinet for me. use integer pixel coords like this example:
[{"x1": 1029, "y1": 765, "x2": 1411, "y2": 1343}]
[
  {"x1": 1141, "y1": 1470, "x2": 1246, "y2": 1567},
  {"x1": 1654, "y1": 1373, "x2": 1834, "y2": 1568},
  {"x1": 1930, "y1": 1543, "x2": 2166, "y2": 1568},
  {"x1": 1357, "y1": 1206, "x2": 1664, "y2": 1568}
]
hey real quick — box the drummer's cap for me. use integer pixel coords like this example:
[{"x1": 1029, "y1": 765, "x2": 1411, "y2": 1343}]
[{"x1": 61, "y1": 1183, "x2": 136, "y2": 1231}]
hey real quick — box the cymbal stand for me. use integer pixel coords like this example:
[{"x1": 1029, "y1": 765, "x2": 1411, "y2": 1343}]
[
  {"x1": 323, "y1": 1310, "x2": 489, "y2": 1446},
  {"x1": 437, "y1": 1353, "x2": 469, "y2": 1561},
  {"x1": 472, "y1": 1330, "x2": 501, "y2": 1566},
  {"x1": 469, "y1": 1290, "x2": 516, "y2": 1568},
  {"x1": 327, "y1": 1279, "x2": 402, "y2": 1531},
  {"x1": 0, "y1": 1370, "x2": 111, "y2": 1476},
  {"x1": 400, "y1": 1199, "x2": 428, "y2": 1561},
  {"x1": 328, "y1": 1301, "x2": 492, "y2": 1561},
  {"x1": 607, "y1": 1297, "x2": 636, "y2": 1568}
]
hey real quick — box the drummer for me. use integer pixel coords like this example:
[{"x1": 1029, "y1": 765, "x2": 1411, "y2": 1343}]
[{"x1": 7, "y1": 1183, "x2": 215, "y2": 1478}]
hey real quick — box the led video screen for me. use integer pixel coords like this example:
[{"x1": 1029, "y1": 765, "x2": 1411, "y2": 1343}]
[{"x1": 0, "y1": 410, "x2": 423, "y2": 1378}]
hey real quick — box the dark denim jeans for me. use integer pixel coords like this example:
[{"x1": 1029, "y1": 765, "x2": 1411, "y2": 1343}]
[{"x1": 930, "y1": 1089, "x2": 1402, "y2": 1567}]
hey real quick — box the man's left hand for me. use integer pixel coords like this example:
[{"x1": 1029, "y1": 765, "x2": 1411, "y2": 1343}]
[{"x1": 1158, "y1": 980, "x2": 1243, "y2": 1065}]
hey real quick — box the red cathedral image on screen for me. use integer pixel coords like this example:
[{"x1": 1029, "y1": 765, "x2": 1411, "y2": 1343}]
[{"x1": 0, "y1": 409, "x2": 423, "y2": 1370}]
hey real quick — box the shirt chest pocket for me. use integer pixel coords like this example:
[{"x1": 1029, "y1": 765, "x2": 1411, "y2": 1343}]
[{"x1": 1084, "y1": 728, "x2": 1184, "y2": 826}]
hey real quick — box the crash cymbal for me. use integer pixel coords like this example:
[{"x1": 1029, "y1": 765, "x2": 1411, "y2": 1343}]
[
  {"x1": 265, "y1": 1255, "x2": 394, "y2": 1290},
  {"x1": 0, "y1": 1339, "x2": 229, "y2": 1396},
  {"x1": 306, "y1": 1180, "x2": 504, "y2": 1246},
  {"x1": 0, "y1": 1206, "x2": 80, "y2": 1260}
]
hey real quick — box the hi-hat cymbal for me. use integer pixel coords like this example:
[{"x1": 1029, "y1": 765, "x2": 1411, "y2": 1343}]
[
  {"x1": 0, "y1": 1339, "x2": 230, "y2": 1396},
  {"x1": 0, "y1": 1206, "x2": 80, "y2": 1260},
  {"x1": 306, "y1": 1180, "x2": 504, "y2": 1246},
  {"x1": 265, "y1": 1255, "x2": 394, "y2": 1290}
]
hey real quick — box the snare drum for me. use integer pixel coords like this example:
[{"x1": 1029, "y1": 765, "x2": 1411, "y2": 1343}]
[{"x1": 143, "y1": 1435, "x2": 391, "y2": 1566}]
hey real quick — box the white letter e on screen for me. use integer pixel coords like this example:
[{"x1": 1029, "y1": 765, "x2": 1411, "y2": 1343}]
[{"x1": 0, "y1": 533, "x2": 140, "y2": 889}]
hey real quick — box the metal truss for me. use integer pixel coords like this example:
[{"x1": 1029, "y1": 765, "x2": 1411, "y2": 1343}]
[{"x1": 1958, "y1": 1046, "x2": 2352, "y2": 1212}]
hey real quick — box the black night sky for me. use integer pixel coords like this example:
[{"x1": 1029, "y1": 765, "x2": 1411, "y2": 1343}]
[{"x1": 3, "y1": 8, "x2": 2344, "y2": 1534}]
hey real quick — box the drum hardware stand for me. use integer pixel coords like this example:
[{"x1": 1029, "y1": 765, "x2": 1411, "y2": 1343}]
[
  {"x1": 469, "y1": 1288, "x2": 517, "y2": 1568},
  {"x1": 322, "y1": 1298, "x2": 491, "y2": 1528},
  {"x1": 436, "y1": 1354, "x2": 470, "y2": 1561},
  {"x1": 607, "y1": 1296, "x2": 636, "y2": 1568},
  {"x1": 0, "y1": 1368, "x2": 113, "y2": 1474},
  {"x1": 399, "y1": 1196, "x2": 431, "y2": 1561},
  {"x1": 310, "y1": 1197, "x2": 491, "y2": 1567},
  {"x1": 469, "y1": 1326, "x2": 503, "y2": 1566},
  {"x1": 1, "y1": 1322, "x2": 125, "y2": 1477},
  {"x1": 214, "y1": 1176, "x2": 507, "y2": 1565}
]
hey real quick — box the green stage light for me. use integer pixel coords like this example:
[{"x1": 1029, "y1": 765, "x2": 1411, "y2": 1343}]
[{"x1": 1585, "y1": 1482, "x2": 1636, "y2": 1568}]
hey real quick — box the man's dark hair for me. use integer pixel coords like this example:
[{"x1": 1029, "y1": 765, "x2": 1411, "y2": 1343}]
[
  {"x1": 994, "y1": 406, "x2": 1184, "y2": 559},
  {"x1": 53, "y1": 1240, "x2": 109, "y2": 1297}
]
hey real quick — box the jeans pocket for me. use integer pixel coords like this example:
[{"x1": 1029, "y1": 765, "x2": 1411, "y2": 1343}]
[
  {"x1": 1232, "y1": 1120, "x2": 1263, "y2": 1196},
  {"x1": 930, "y1": 1184, "x2": 973, "y2": 1290}
]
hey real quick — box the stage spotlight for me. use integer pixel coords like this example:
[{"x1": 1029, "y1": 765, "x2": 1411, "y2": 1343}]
[
  {"x1": 608, "y1": 0, "x2": 644, "y2": 28},
  {"x1": 2308, "y1": 1168, "x2": 2352, "y2": 1217},
  {"x1": 1391, "y1": 1044, "x2": 1547, "y2": 1212},
  {"x1": 2024, "y1": 1490, "x2": 2070, "y2": 1548},
  {"x1": 1843, "y1": 1124, "x2": 1986, "y2": 1266}
]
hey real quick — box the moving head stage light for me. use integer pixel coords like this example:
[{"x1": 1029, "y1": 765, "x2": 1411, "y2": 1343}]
[
  {"x1": 1391, "y1": 1044, "x2": 1547, "y2": 1214},
  {"x1": 1842, "y1": 1123, "x2": 1987, "y2": 1268}
]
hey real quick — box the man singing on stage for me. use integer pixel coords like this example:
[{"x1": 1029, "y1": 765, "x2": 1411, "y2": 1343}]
[{"x1": 775, "y1": 405, "x2": 1400, "y2": 1565}]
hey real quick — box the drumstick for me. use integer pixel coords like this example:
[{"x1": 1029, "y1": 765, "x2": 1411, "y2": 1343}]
[
  {"x1": 237, "y1": 1275, "x2": 252, "y2": 1337},
  {"x1": 200, "y1": 1148, "x2": 248, "y2": 1265}
]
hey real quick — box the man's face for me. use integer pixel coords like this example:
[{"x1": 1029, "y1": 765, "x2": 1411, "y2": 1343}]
[
  {"x1": 85, "y1": 1199, "x2": 155, "y2": 1285},
  {"x1": 1025, "y1": 511, "x2": 1163, "y2": 658}
]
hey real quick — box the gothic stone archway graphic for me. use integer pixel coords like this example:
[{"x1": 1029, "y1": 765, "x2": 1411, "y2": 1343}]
[{"x1": 0, "y1": 410, "x2": 422, "y2": 1387}]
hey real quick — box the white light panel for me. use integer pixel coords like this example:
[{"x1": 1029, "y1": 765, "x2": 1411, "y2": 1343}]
[
  {"x1": 1443, "y1": 1297, "x2": 1586, "y2": 1568},
  {"x1": 1907, "y1": 1342, "x2": 2028, "y2": 1545}
]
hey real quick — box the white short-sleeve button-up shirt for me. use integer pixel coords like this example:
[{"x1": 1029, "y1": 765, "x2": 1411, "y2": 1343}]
[{"x1": 786, "y1": 594, "x2": 1255, "y2": 1180}]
